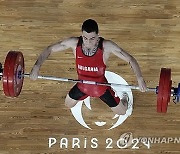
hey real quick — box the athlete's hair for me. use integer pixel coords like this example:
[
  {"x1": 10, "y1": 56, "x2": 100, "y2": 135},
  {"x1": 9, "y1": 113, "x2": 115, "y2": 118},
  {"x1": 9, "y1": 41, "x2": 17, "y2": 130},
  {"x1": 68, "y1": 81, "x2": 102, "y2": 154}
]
[{"x1": 81, "y1": 19, "x2": 99, "y2": 34}]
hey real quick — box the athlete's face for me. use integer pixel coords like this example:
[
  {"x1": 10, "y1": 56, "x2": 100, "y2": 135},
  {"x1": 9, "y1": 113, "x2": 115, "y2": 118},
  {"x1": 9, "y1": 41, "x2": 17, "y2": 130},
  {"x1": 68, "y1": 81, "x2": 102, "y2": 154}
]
[{"x1": 82, "y1": 31, "x2": 99, "y2": 49}]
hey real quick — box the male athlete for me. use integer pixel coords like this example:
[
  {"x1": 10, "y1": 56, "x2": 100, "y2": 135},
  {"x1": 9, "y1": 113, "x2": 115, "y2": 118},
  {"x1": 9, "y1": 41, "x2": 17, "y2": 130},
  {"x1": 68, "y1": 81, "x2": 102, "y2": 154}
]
[{"x1": 30, "y1": 19, "x2": 147, "y2": 115}]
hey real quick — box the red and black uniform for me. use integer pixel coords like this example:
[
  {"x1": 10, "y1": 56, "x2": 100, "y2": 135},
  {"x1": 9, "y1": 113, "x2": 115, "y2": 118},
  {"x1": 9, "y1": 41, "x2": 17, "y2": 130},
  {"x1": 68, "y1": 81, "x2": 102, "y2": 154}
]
[{"x1": 69, "y1": 36, "x2": 120, "y2": 107}]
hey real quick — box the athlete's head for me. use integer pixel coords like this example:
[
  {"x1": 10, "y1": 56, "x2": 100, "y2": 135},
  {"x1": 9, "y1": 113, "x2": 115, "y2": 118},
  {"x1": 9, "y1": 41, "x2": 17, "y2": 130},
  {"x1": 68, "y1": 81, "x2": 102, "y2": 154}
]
[
  {"x1": 81, "y1": 19, "x2": 99, "y2": 48},
  {"x1": 82, "y1": 19, "x2": 99, "y2": 34}
]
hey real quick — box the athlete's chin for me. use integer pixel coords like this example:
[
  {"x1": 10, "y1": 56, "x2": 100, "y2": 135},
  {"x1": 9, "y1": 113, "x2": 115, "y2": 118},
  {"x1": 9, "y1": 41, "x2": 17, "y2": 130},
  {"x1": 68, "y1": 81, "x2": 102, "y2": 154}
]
[
  {"x1": 85, "y1": 45, "x2": 95, "y2": 49},
  {"x1": 85, "y1": 46, "x2": 91, "y2": 49}
]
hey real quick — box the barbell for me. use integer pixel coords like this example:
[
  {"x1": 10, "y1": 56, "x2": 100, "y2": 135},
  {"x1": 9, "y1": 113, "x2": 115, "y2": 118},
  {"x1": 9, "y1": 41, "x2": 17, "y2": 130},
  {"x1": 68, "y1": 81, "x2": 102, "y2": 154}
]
[{"x1": 0, "y1": 51, "x2": 179, "y2": 113}]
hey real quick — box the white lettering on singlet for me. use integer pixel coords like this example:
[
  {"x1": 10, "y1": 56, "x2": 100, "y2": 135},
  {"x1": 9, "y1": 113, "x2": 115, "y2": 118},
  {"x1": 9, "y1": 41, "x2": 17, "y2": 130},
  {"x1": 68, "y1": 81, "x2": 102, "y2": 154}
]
[{"x1": 78, "y1": 64, "x2": 99, "y2": 72}]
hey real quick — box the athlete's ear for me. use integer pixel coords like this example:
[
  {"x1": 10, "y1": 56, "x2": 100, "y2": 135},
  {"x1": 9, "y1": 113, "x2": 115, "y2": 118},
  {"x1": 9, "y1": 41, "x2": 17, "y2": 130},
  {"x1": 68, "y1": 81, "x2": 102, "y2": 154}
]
[{"x1": 97, "y1": 33, "x2": 100, "y2": 38}]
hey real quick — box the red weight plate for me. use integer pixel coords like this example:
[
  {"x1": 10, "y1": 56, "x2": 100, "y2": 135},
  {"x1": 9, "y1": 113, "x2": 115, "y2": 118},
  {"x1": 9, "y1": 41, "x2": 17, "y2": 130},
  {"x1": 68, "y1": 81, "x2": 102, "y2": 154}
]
[
  {"x1": 157, "y1": 68, "x2": 166, "y2": 112},
  {"x1": 161, "y1": 69, "x2": 171, "y2": 113},
  {"x1": 15, "y1": 52, "x2": 24, "y2": 97},
  {"x1": 8, "y1": 51, "x2": 24, "y2": 97},
  {"x1": 168, "y1": 80, "x2": 172, "y2": 103},
  {"x1": 3, "y1": 51, "x2": 14, "y2": 96},
  {"x1": 157, "y1": 68, "x2": 171, "y2": 113},
  {"x1": 3, "y1": 51, "x2": 24, "y2": 97}
]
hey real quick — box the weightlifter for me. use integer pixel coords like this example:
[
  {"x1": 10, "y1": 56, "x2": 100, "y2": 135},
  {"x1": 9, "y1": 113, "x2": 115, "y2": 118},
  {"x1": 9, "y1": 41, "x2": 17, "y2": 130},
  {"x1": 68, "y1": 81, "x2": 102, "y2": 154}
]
[{"x1": 30, "y1": 19, "x2": 147, "y2": 115}]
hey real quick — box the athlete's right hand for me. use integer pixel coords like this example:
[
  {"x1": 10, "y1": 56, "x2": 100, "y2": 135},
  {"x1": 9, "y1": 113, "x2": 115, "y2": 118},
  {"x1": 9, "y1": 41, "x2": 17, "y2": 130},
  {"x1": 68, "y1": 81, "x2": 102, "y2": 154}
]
[{"x1": 29, "y1": 65, "x2": 40, "y2": 80}]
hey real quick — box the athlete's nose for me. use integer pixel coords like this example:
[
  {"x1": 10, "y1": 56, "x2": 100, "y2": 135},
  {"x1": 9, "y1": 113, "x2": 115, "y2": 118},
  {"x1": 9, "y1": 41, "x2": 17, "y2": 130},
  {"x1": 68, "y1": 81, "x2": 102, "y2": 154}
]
[
  {"x1": 85, "y1": 40, "x2": 91, "y2": 47},
  {"x1": 87, "y1": 39, "x2": 91, "y2": 44}
]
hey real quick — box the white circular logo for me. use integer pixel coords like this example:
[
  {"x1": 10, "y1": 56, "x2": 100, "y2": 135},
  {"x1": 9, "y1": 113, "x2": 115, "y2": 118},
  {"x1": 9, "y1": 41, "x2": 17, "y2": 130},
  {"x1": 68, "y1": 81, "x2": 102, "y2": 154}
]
[{"x1": 70, "y1": 71, "x2": 133, "y2": 130}]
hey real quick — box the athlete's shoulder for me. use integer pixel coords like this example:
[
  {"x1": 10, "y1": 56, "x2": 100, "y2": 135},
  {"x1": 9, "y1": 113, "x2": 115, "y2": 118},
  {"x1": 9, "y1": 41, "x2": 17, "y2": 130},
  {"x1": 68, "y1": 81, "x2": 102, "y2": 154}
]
[
  {"x1": 102, "y1": 39, "x2": 117, "y2": 52},
  {"x1": 61, "y1": 37, "x2": 79, "y2": 48},
  {"x1": 65, "y1": 37, "x2": 79, "y2": 44},
  {"x1": 103, "y1": 39, "x2": 116, "y2": 46}
]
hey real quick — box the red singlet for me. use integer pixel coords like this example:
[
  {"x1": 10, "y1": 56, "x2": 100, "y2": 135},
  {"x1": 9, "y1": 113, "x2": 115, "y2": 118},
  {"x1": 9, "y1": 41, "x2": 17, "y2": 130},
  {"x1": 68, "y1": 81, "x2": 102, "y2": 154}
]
[{"x1": 76, "y1": 36, "x2": 108, "y2": 97}]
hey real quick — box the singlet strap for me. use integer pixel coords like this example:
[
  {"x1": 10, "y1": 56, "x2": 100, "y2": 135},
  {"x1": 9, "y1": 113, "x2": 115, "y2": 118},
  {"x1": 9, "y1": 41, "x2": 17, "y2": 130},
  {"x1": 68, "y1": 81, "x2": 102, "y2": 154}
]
[
  {"x1": 77, "y1": 36, "x2": 83, "y2": 47},
  {"x1": 98, "y1": 37, "x2": 104, "y2": 50}
]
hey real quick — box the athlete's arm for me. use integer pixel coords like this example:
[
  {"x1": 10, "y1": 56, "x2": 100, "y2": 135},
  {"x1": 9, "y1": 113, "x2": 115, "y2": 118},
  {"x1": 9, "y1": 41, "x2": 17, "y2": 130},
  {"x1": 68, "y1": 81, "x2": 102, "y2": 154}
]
[
  {"x1": 104, "y1": 40, "x2": 147, "y2": 92},
  {"x1": 30, "y1": 37, "x2": 78, "y2": 80}
]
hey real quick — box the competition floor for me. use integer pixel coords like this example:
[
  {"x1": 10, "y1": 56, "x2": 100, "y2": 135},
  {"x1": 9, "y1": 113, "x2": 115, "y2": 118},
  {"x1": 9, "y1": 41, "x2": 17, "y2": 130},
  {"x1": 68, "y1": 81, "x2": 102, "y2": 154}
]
[{"x1": 0, "y1": 0, "x2": 180, "y2": 153}]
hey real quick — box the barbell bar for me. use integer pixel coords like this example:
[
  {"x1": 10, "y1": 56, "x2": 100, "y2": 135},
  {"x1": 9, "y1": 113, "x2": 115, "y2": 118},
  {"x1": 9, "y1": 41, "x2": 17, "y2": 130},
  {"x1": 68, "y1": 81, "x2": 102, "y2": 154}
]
[{"x1": 0, "y1": 72, "x2": 158, "y2": 91}]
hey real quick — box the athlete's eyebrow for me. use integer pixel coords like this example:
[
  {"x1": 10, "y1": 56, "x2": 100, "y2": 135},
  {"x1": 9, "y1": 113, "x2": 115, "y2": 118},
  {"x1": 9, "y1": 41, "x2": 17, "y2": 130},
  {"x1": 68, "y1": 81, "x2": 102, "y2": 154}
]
[
  {"x1": 82, "y1": 36, "x2": 96, "y2": 40},
  {"x1": 82, "y1": 36, "x2": 88, "y2": 39},
  {"x1": 90, "y1": 37, "x2": 95, "y2": 39}
]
